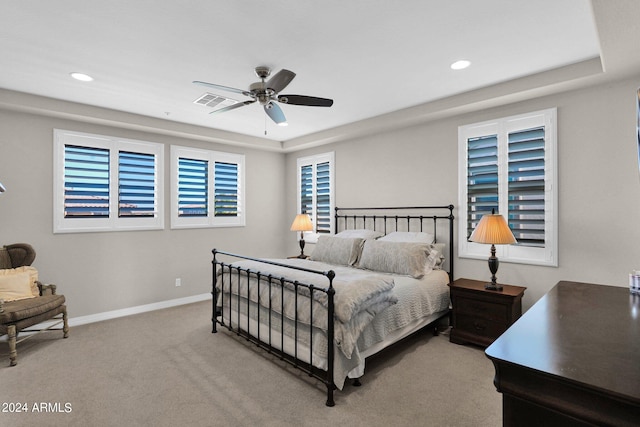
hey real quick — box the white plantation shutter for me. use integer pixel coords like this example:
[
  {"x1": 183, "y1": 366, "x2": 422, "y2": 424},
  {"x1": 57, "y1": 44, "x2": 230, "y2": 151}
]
[
  {"x1": 54, "y1": 130, "x2": 164, "y2": 233},
  {"x1": 300, "y1": 164, "x2": 313, "y2": 216},
  {"x1": 63, "y1": 145, "x2": 110, "y2": 218},
  {"x1": 508, "y1": 127, "x2": 546, "y2": 247},
  {"x1": 170, "y1": 146, "x2": 245, "y2": 228},
  {"x1": 177, "y1": 157, "x2": 208, "y2": 217},
  {"x1": 459, "y1": 109, "x2": 557, "y2": 266},
  {"x1": 214, "y1": 161, "x2": 239, "y2": 217},
  {"x1": 297, "y1": 152, "x2": 334, "y2": 241},
  {"x1": 118, "y1": 151, "x2": 157, "y2": 217},
  {"x1": 466, "y1": 135, "x2": 498, "y2": 239},
  {"x1": 315, "y1": 161, "x2": 331, "y2": 234}
]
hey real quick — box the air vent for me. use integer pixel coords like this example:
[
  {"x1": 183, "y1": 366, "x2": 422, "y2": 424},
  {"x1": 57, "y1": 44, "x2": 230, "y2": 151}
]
[{"x1": 193, "y1": 93, "x2": 238, "y2": 110}]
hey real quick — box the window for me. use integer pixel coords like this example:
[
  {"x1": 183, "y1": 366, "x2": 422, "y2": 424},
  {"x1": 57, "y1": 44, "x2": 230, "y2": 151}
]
[
  {"x1": 458, "y1": 108, "x2": 557, "y2": 266},
  {"x1": 170, "y1": 145, "x2": 245, "y2": 229},
  {"x1": 296, "y1": 152, "x2": 335, "y2": 242},
  {"x1": 53, "y1": 129, "x2": 164, "y2": 233}
]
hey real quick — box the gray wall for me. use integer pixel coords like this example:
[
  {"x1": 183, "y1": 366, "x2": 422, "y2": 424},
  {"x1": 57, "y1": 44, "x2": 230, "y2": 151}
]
[
  {"x1": 0, "y1": 110, "x2": 287, "y2": 317},
  {"x1": 286, "y1": 74, "x2": 640, "y2": 311},
  {"x1": 2, "y1": 72, "x2": 640, "y2": 318}
]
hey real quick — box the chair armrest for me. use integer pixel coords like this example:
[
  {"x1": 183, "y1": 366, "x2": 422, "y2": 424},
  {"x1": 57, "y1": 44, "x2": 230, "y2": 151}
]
[{"x1": 37, "y1": 281, "x2": 57, "y2": 296}]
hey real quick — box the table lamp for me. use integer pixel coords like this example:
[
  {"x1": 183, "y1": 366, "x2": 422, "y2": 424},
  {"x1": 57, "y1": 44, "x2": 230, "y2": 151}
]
[
  {"x1": 290, "y1": 214, "x2": 314, "y2": 258},
  {"x1": 469, "y1": 210, "x2": 516, "y2": 291}
]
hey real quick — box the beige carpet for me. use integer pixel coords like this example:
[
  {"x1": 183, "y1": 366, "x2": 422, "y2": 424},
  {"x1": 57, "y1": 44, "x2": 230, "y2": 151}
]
[{"x1": 0, "y1": 301, "x2": 501, "y2": 427}]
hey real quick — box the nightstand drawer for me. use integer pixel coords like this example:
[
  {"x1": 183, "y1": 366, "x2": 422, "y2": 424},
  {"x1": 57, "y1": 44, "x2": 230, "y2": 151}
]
[
  {"x1": 449, "y1": 278, "x2": 526, "y2": 347},
  {"x1": 456, "y1": 297, "x2": 507, "y2": 322},
  {"x1": 456, "y1": 314, "x2": 507, "y2": 339}
]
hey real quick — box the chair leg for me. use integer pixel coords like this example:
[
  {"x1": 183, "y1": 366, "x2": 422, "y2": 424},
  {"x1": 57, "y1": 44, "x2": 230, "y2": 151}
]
[
  {"x1": 62, "y1": 308, "x2": 69, "y2": 338},
  {"x1": 7, "y1": 325, "x2": 17, "y2": 366}
]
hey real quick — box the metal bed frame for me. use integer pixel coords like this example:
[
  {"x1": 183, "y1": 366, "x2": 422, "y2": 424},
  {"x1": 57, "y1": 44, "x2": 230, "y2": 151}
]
[{"x1": 212, "y1": 205, "x2": 455, "y2": 407}]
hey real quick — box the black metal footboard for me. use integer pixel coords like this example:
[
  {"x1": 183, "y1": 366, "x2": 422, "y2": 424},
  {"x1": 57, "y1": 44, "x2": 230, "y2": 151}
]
[{"x1": 211, "y1": 249, "x2": 337, "y2": 407}]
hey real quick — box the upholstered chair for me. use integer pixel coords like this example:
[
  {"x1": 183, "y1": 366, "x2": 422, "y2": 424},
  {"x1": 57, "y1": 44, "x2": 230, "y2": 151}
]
[{"x1": 0, "y1": 243, "x2": 69, "y2": 366}]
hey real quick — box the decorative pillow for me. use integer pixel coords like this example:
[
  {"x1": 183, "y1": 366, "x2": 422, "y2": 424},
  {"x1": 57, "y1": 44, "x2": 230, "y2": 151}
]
[
  {"x1": 311, "y1": 236, "x2": 364, "y2": 266},
  {"x1": 358, "y1": 240, "x2": 432, "y2": 279},
  {"x1": 379, "y1": 231, "x2": 435, "y2": 244},
  {"x1": 335, "y1": 229, "x2": 384, "y2": 240},
  {"x1": 428, "y1": 243, "x2": 446, "y2": 269},
  {"x1": 0, "y1": 266, "x2": 39, "y2": 301}
]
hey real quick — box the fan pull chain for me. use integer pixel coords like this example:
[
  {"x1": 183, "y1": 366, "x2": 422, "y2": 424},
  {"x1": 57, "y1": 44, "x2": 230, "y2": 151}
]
[{"x1": 264, "y1": 114, "x2": 267, "y2": 136}]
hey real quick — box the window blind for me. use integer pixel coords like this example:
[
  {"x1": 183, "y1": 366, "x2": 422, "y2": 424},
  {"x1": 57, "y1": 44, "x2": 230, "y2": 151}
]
[
  {"x1": 177, "y1": 157, "x2": 208, "y2": 217},
  {"x1": 118, "y1": 151, "x2": 156, "y2": 217},
  {"x1": 315, "y1": 161, "x2": 331, "y2": 234},
  {"x1": 508, "y1": 126, "x2": 546, "y2": 247},
  {"x1": 63, "y1": 144, "x2": 110, "y2": 218},
  {"x1": 214, "y1": 161, "x2": 239, "y2": 217},
  {"x1": 299, "y1": 162, "x2": 331, "y2": 234},
  {"x1": 300, "y1": 164, "x2": 313, "y2": 216},
  {"x1": 466, "y1": 135, "x2": 498, "y2": 239}
]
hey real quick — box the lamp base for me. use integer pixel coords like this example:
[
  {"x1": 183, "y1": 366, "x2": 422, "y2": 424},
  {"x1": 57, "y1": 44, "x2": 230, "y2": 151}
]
[
  {"x1": 485, "y1": 244, "x2": 503, "y2": 291},
  {"x1": 485, "y1": 282, "x2": 503, "y2": 291},
  {"x1": 297, "y1": 236, "x2": 306, "y2": 258}
]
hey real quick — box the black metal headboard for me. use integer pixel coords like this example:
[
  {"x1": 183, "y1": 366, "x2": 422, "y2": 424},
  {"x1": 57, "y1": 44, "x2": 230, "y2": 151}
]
[{"x1": 334, "y1": 205, "x2": 455, "y2": 281}]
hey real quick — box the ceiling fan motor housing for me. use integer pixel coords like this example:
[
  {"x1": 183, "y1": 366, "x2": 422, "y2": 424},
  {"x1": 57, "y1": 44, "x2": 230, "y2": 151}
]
[{"x1": 254, "y1": 66, "x2": 271, "y2": 79}]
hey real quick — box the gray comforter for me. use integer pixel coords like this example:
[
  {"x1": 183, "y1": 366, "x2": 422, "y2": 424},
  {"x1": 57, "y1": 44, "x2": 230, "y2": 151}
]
[{"x1": 215, "y1": 258, "x2": 398, "y2": 360}]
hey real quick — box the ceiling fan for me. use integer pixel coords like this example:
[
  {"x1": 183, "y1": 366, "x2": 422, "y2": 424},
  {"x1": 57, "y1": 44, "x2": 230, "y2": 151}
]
[{"x1": 193, "y1": 66, "x2": 333, "y2": 126}]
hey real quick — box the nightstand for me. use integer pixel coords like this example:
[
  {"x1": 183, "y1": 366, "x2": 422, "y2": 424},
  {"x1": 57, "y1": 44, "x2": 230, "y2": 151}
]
[{"x1": 449, "y1": 278, "x2": 526, "y2": 347}]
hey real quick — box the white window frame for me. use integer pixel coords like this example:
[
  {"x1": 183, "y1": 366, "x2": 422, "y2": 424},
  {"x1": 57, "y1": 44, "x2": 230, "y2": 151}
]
[
  {"x1": 458, "y1": 108, "x2": 558, "y2": 266},
  {"x1": 296, "y1": 151, "x2": 335, "y2": 244},
  {"x1": 53, "y1": 129, "x2": 164, "y2": 233},
  {"x1": 170, "y1": 145, "x2": 245, "y2": 229}
]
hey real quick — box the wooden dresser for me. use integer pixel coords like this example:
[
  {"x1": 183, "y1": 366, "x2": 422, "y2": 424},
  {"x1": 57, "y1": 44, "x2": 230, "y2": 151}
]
[
  {"x1": 486, "y1": 281, "x2": 640, "y2": 426},
  {"x1": 449, "y1": 278, "x2": 526, "y2": 347}
]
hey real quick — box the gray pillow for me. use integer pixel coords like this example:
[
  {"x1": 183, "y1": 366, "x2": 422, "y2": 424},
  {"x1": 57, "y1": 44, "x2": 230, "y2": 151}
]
[
  {"x1": 379, "y1": 231, "x2": 435, "y2": 244},
  {"x1": 310, "y1": 236, "x2": 364, "y2": 266},
  {"x1": 335, "y1": 229, "x2": 384, "y2": 240},
  {"x1": 358, "y1": 240, "x2": 432, "y2": 278}
]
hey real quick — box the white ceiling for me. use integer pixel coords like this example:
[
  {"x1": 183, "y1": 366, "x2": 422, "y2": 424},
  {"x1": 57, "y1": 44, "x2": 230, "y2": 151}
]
[{"x1": 0, "y1": 1, "x2": 639, "y2": 149}]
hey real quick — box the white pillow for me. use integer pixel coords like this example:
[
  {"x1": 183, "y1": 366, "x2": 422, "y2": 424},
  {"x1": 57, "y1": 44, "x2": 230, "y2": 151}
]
[
  {"x1": 379, "y1": 231, "x2": 435, "y2": 244},
  {"x1": 311, "y1": 236, "x2": 364, "y2": 266},
  {"x1": 335, "y1": 229, "x2": 384, "y2": 240}
]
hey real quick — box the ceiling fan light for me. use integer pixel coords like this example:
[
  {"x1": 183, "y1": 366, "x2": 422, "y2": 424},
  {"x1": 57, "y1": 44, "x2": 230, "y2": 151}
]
[
  {"x1": 450, "y1": 60, "x2": 471, "y2": 70},
  {"x1": 278, "y1": 122, "x2": 288, "y2": 127},
  {"x1": 70, "y1": 72, "x2": 94, "y2": 82}
]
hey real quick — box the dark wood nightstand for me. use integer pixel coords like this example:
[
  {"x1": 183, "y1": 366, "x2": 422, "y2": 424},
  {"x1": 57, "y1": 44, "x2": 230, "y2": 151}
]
[{"x1": 449, "y1": 278, "x2": 526, "y2": 347}]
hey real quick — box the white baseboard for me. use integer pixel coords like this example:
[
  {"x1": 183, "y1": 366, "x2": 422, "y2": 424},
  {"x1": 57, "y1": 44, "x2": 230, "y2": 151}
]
[
  {"x1": 68, "y1": 293, "x2": 212, "y2": 327},
  {"x1": 0, "y1": 294, "x2": 211, "y2": 342}
]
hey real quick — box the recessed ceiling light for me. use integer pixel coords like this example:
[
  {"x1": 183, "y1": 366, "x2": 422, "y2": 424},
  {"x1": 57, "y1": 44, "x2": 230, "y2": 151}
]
[
  {"x1": 450, "y1": 60, "x2": 471, "y2": 70},
  {"x1": 70, "y1": 72, "x2": 94, "y2": 82}
]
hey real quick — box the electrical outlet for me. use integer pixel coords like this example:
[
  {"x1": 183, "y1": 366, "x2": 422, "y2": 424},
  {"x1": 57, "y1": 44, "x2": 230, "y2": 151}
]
[{"x1": 175, "y1": 278, "x2": 181, "y2": 287}]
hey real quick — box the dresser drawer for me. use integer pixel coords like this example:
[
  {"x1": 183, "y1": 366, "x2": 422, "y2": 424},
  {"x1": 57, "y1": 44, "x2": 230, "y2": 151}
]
[
  {"x1": 456, "y1": 314, "x2": 507, "y2": 340},
  {"x1": 456, "y1": 296, "x2": 507, "y2": 321}
]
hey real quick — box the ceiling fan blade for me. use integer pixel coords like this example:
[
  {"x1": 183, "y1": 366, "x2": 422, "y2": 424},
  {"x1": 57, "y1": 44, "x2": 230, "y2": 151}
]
[
  {"x1": 266, "y1": 69, "x2": 296, "y2": 93},
  {"x1": 264, "y1": 101, "x2": 287, "y2": 125},
  {"x1": 193, "y1": 80, "x2": 250, "y2": 97},
  {"x1": 209, "y1": 100, "x2": 255, "y2": 115},
  {"x1": 278, "y1": 94, "x2": 333, "y2": 107}
]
